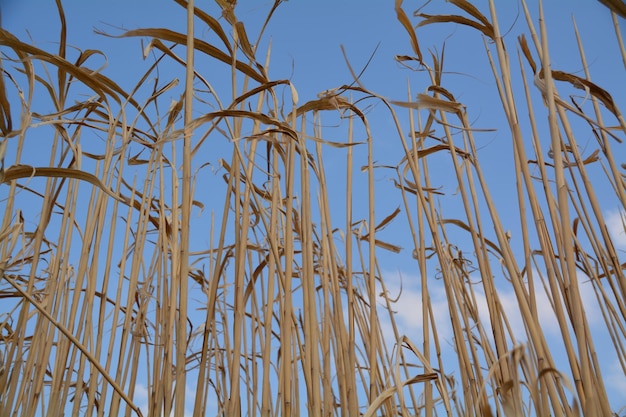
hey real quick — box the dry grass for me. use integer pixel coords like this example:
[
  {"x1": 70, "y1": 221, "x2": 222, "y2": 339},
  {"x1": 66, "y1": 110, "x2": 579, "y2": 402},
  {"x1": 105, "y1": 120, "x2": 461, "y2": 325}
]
[{"x1": 0, "y1": 0, "x2": 624, "y2": 416}]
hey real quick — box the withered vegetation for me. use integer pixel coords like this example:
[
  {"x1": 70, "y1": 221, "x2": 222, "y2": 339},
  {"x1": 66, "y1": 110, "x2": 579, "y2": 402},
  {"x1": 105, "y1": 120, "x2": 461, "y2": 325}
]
[{"x1": 0, "y1": 1, "x2": 624, "y2": 416}]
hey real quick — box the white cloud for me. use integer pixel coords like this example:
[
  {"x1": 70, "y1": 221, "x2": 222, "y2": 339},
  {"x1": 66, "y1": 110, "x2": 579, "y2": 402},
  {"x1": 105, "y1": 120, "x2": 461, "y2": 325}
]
[
  {"x1": 133, "y1": 383, "x2": 149, "y2": 416},
  {"x1": 134, "y1": 382, "x2": 200, "y2": 417},
  {"x1": 606, "y1": 210, "x2": 626, "y2": 249},
  {"x1": 374, "y1": 265, "x2": 623, "y2": 409},
  {"x1": 379, "y1": 265, "x2": 605, "y2": 350},
  {"x1": 376, "y1": 271, "x2": 454, "y2": 348},
  {"x1": 486, "y1": 269, "x2": 604, "y2": 342},
  {"x1": 605, "y1": 358, "x2": 626, "y2": 413}
]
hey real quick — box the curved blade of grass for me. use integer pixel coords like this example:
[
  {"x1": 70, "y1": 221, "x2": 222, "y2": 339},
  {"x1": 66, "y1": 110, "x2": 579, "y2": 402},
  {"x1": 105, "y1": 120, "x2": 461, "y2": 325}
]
[
  {"x1": 100, "y1": 28, "x2": 267, "y2": 83},
  {"x1": 395, "y1": 0, "x2": 422, "y2": 62},
  {"x1": 1, "y1": 165, "x2": 127, "y2": 204}
]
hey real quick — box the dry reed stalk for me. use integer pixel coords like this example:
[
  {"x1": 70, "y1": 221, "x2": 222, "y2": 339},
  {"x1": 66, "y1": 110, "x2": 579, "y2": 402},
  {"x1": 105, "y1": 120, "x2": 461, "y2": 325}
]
[{"x1": 0, "y1": 0, "x2": 624, "y2": 416}]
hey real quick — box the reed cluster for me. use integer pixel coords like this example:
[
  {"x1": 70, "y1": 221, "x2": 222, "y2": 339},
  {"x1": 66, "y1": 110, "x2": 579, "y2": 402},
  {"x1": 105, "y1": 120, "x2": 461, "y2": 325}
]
[{"x1": 0, "y1": 0, "x2": 624, "y2": 416}]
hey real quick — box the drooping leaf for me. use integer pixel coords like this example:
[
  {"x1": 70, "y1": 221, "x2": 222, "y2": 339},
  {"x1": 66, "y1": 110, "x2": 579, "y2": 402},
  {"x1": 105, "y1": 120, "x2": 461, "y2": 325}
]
[
  {"x1": 395, "y1": 0, "x2": 423, "y2": 62},
  {"x1": 100, "y1": 28, "x2": 267, "y2": 83}
]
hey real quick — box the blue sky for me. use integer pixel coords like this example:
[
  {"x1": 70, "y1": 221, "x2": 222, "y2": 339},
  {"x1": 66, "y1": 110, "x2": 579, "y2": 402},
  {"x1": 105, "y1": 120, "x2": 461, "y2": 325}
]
[{"x1": 2, "y1": 0, "x2": 626, "y2": 415}]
